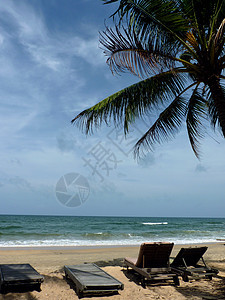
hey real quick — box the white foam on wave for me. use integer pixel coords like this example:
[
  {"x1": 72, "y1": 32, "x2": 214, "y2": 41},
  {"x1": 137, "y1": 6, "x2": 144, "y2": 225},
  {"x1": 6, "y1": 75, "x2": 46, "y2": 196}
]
[
  {"x1": 142, "y1": 222, "x2": 168, "y2": 225},
  {"x1": 0, "y1": 239, "x2": 141, "y2": 247},
  {"x1": 0, "y1": 236, "x2": 219, "y2": 247}
]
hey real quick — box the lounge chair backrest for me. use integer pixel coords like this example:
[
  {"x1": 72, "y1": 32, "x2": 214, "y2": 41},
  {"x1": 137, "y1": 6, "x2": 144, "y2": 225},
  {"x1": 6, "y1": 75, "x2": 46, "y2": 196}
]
[
  {"x1": 135, "y1": 242, "x2": 174, "y2": 268},
  {"x1": 171, "y1": 246, "x2": 207, "y2": 267}
]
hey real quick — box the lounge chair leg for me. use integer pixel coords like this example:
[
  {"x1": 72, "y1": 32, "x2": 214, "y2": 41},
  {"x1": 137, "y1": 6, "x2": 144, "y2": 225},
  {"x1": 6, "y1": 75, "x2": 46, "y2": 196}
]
[
  {"x1": 0, "y1": 285, "x2": 6, "y2": 294},
  {"x1": 173, "y1": 275, "x2": 180, "y2": 286},
  {"x1": 35, "y1": 283, "x2": 41, "y2": 292},
  {"x1": 76, "y1": 287, "x2": 83, "y2": 299},
  {"x1": 141, "y1": 277, "x2": 146, "y2": 288},
  {"x1": 182, "y1": 274, "x2": 189, "y2": 282}
]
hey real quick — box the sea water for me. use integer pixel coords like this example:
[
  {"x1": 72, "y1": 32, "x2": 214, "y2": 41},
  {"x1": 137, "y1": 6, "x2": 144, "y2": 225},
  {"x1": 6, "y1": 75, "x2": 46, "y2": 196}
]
[{"x1": 0, "y1": 215, "x2": 224, "y2": 247}]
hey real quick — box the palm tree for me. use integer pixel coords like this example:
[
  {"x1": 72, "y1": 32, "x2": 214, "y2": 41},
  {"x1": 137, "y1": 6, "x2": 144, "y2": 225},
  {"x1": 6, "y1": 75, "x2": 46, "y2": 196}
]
[{"x1": 72, "y1": 0, "x2": 225, "y2": 158}]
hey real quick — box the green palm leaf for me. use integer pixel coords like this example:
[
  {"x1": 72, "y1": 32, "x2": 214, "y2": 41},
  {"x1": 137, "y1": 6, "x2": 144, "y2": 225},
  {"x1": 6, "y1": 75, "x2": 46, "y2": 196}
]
[
  {"x1": 134, "y1": 95, "x2": 187, "y2": 156},
  {"x1": 186, "y1": 88, "x2": 207, "y2": 158},
  {"x1": 105, "y1": 0, "x2": 189, "y2": 33},
  {"x1": 208, "y1": 83, "x2": 225, "y2": 132},
  {"x1": 213, "y1": 19, "x2": 225, "y2": 60},
  {"x1": 104, "y1": 0, "x2": 193, "y2": 57},
  {"x1": 72, "y1": 71, "x2": 187, "y2": 135}
]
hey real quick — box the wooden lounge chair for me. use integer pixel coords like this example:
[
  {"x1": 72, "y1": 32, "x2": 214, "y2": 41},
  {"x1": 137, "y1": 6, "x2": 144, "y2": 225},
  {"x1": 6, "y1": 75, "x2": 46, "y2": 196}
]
[
  {"x1": 124, "y1": 242, "x2": 179, "y2": 287},
  {"x1": 0, "y1": 264, "x2": 44, "y2": 293},
  {"x1": 64, "y1": 263, "x2": 124, "y2": 298},
  {"x1": 171, "y1": 246, "x2": 219, "y2": 282}
]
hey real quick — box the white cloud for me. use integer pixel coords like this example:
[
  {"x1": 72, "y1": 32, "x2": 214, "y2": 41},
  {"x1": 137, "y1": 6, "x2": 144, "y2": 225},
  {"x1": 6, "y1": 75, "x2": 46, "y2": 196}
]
[
  {"x1": 0, "y1": 1, "x2": 104, "y2": 72},
  {"x1": 0, "y1": 1, "x2": 103, "y2": 151},
  {"x1": 71, "y1": 36, "x2": 105, "y2": 66},
  {"x1": 0, "y1": 108, "x2": 37, "y2": 139}
]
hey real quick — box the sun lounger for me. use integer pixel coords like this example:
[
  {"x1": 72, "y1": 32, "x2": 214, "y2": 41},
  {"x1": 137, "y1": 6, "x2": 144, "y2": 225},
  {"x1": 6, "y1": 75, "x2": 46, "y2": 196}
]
[
  {"x1": 124, "y1": 242, "x2": 179, "y2": 287},
  {"x1": 64, "y1": 263, "x2": 124, "y2": 297},
  {"x1": 171, "y1": 246, "x2": 219, "y2": 282},
  {"x1": 0, "y1": 264, "x2": 44, "y2": 293}
]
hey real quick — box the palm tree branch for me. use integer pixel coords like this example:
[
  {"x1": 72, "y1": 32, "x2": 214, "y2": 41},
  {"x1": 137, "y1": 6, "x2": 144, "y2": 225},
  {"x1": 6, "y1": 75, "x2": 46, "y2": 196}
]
[
  {"x1": 209, "y1": 14, "x2": 225, "y2": 65},
  {"x1": 100, "y1": 26, "x2": 179, "y2": 77},
  {"x1": 208, "y1": 0, "x2": 224, "y2": 44},
  {"x1": 191, "y1": 0, "x2": 206, "y2": 48},
  {"x1": 173, "y1": 57, "x2": 200, "y2": 72},
  {"x1": 72, "y1": 69, "x2": 188, "y2": 135},
  {"x1": 104, "y1": 0, "x2": 199, "y2": 60},
  {"x1": 186, "y1": 86, "x2": 208, "y2": 158},
  {"x1": 134, "y1": 96, "x2": 187, "y2": 156},
  {"x1": 214, "y1": 18, "x2": 225, "y2": 59},
  {"x1": 134, "y1": 81, "x2": 199, "y2": 156},
  {"x1": 207, "y1": 83, "x2": 225, "y2": 131},
  {"x1": 100, "y1": 25, "x2": 200, "y2": 77}
]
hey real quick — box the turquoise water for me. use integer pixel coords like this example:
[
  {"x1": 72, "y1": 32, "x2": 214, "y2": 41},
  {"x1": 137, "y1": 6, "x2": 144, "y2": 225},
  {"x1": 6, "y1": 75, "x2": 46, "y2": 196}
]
[{"x1": 0, "y1": 215, "x2": 225, "y2": 247}]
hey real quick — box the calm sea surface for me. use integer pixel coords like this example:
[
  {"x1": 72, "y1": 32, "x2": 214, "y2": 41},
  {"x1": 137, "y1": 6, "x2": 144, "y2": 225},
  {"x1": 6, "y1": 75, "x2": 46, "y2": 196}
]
[{"x1": 0, "y1": 215, "x2": 224, "y2": 247}]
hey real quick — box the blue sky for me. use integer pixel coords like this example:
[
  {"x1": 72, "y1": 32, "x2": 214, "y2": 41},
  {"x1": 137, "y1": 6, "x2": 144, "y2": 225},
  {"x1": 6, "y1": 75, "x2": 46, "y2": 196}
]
[{"x1": 0, "y1": 0, "x2": 224, "y2": 217}]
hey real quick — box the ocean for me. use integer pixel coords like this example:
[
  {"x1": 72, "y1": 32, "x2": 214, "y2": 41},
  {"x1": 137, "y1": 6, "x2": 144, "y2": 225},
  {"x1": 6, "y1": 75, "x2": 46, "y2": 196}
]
[{"x1": 0, "y1": 215, "x2": 224, "y2": 247}]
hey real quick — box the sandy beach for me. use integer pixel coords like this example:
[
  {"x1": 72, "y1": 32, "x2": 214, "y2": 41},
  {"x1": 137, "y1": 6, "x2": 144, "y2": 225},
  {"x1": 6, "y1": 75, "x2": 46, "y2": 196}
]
[{"x1": 0, "y1": 243, "x2": 225, "y2": 299}]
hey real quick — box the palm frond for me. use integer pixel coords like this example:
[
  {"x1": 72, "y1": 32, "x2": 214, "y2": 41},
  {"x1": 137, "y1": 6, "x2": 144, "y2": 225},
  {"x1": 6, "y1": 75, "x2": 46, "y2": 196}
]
[
  {"x1": 207, "y1": 83, "x2": 225, "y2": 132},
  {"x1": 72, "y1": 70, "x2": 187, "y2": 135},
  {"x1": 186, "y1": 88, "x2": 207, "y2": 158},
  {"x1": 134, "y1": 95, "x2": 187, "y2": 157},
  {"x1": 103, "y1": 0, "x2": 119, "y2": 3},
  {"x1": 103, "y1": 1, "x2": 225, "y2": 52},
  {"x1": 190, "y1": 0, "x2": 224, "y2": 30},
  {"x1": 114, "y1": 0, "x2": 188, "y2": 32},
  {"x1": 186, "y1": 31, "x2": 200, "y2": 52},
  {"x1": 100, "y1": 26, "x2": 177, "y2": 77},
  {"x1": 208, "y1": 97, "x2": 219, "y2": 130},
  {"x1": 213, "y1": 18, "x2": 225, "y2": 59},
  {"x1": 103, "y1": 0, "x2": 191, "y2": 56}
]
